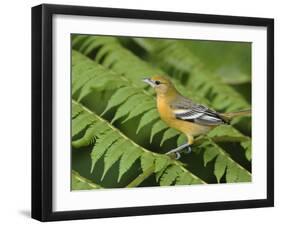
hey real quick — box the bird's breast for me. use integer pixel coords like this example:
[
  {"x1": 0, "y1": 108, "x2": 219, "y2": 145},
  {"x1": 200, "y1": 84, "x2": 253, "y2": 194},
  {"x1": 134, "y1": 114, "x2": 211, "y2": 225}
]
[{"x1": 157, "y1": 96, "x2": 175, "y2": 121}]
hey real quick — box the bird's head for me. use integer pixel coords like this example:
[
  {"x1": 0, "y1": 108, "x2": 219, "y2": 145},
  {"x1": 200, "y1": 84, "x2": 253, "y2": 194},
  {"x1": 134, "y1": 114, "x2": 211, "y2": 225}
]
[{"x1": 142, "y1": 76, "x2": 178, "y2": 96}]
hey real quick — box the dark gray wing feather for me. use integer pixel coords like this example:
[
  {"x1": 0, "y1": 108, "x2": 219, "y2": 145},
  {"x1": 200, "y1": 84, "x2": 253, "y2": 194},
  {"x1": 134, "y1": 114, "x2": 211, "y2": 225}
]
[{"x1": 170, "y1": 96, "x2": 226, "y2": 126}]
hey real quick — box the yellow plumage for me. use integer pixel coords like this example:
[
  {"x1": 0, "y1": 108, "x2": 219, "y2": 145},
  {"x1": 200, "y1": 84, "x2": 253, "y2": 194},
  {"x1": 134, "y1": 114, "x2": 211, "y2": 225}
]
[{"x1": 143, "y1": 75, "x2": 251, "y2": 158}]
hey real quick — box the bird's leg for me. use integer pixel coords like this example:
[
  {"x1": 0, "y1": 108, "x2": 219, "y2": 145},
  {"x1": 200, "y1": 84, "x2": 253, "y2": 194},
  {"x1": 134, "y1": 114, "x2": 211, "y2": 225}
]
[
  {"x1": 166, "y1": 143, "x2": 190, "y2": 155},
  {"x1": 165, "y1": 135, "x2": 193, "y2": 159},
  {"x1": 165, "y1": 143, "x2": 191, "y2": 159}
]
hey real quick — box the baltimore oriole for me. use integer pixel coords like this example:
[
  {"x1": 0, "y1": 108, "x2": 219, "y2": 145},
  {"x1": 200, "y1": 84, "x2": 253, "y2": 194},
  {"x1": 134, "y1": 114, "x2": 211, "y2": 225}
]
[{"x1": 143, "y1": 76, "x2": 251, "y2": 159}]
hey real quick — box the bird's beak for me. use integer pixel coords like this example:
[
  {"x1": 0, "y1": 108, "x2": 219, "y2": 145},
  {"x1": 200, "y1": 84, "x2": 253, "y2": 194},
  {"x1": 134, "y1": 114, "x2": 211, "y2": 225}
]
[{"x1": 142, "y1": 78, "x2": 156, "y2": 88}]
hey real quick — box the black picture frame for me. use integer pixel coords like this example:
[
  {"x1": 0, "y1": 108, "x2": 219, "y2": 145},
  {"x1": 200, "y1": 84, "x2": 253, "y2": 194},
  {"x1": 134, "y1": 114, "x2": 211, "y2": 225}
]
[{"x1": 32, "y1": 4, "x2": 274, "y2": 222}]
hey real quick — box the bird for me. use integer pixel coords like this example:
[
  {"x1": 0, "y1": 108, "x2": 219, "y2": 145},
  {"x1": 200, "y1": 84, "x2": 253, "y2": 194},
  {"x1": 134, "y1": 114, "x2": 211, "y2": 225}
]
[{"x1": 142, "y1": 75, "x2": 251, "y2": 159}]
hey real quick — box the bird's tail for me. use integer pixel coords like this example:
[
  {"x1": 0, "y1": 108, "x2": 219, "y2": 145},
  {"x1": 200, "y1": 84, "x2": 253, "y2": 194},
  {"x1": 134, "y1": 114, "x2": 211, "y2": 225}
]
[{"x1": 219, "y1": 109, "x2": 251, "y2": 122}]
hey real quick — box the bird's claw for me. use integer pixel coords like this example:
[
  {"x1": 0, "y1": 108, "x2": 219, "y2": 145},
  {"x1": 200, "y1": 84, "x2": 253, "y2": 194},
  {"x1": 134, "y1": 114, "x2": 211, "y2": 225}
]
[
  {"x1": 185, "y1": 146, "x2": 192, "y2": 154},
  {"x1": 175, "y1": 152, "x2": 181, "y2": 160}
]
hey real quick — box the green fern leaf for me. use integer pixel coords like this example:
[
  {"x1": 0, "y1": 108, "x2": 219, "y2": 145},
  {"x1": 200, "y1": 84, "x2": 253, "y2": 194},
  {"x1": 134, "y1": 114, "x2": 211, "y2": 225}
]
[
  {"x1": 90, "y1": 131, "x2": 120, "y2": 172},
  {"x1": 202, "y1": 146, "x2": 219, "y2": 167},
  {"x1": 102, "y1": 86, "x2": 139, "y2": 114},
  {"x1": 197, "y1": 138, "x2": 251, "y2": 183},
  {"x1": 241, "y1": 140, "x2": 252, "y2": 161},
  {"x1": 73, "y1": 36, "x2": 162, "y2": 86},
  {"x1": 160, "y1": 128, "x2": 179, "y2": 146},
  {"x1": 140, "y1": 152, "x2": 155, "y2": 172},
  {"x1": 155, "y1": 167, "x2": 167, "y2": 182},
  {"x1": 175, "y1": 172, "x2": 193, "y2": 185},
  {"x1": 101, "y1": 139, "x2": 128, "y2": 180},
  {"x1": 226, "y1": 162, "x2": 251, "y2": 183},
  {"x1": 72, "y1": 122, "x2": 109, "y2": 148},
  {"x1": 72, "y1": 50, "x2": 126, "y2": 100},
  {"x1": 111, "y1": 94, "x2": 147, "y2": 123},
  {"x1": 154, "y1": 156, "x2": 170, "y2": 172},
  {"x1": 122, "y1": 100, "x2": 155, "y2": 123},
  {"x1": 150, "y1": 120, "x2": 168, "y2": 143},
  {"x1": 84, "y1": 37, "x2": 115, "y2": 56},
  {"x1": 160, "y1": 165, "x2": 182, "y2": 186},
  {"x1": 136, "y1": 109, "x2": 159, "y2": 134},
  {"x1": 72, "y1": 35, "x2": 88, "y2": 48},
  {"x1": 72, "y1": 102, "x2": 83, "y2": 119},
  {"x1": 118, "y1": 147, "x2": 142, "y2": 182},
  {"x1": 79, "y1": 36, "x2": 97, "y2": 53},
  {"x1": 208, "y1": 125, "x2": 249, "y2": 142},
  {"x1": 214, "y1": 155, "x2": 228, "y2": 182},
  {"x1": 72, "y1": 112, "x2": 96, "y2": 137},
  {"x1": 206, "y1": 125, "x2": 251, "y2": 161},
  {"x1": 77, "y1": 75, "x2": 124, "y2": 102},
  {"x1": 177, "y1": 134, "x2": 186, "y2": 146}
]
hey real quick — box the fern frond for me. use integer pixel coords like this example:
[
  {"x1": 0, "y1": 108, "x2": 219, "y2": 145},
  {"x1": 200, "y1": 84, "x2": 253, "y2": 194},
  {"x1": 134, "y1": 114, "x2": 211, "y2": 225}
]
[
  {"x1": 207, "y1": 125, "x2": 252, "y2": 161},
  {"x1": 197, "y1": 138, "x2": 251, "y2": 183},
  {"x1": 122, "y1": 101, "x2": 155, "y2": 123},
  {"x1": 72, "y1": 50, "x2": 126, "y2": 100},
  {"x1": 154, "y1": 155, "x2": 170, "y2": 172},
  {"x1": 101, "y1": 86, "x2": 139, "y2": 114},
  {"x1": 241, "y1": 140, "x2": 252, "y2": 161},
  {"x1": 72, "y1": 35, "x2": 162, "y2": 86},
  {"x1": 136, "y1": 109, "x2": 159, "y2": 134},
  {"x1": 72, "y1": 122, "x2": 107, "y2": 148},
  {"x1": 72, "y1": 50, "x2": 161, "y2": 138},
  {"x1": 72, "y1": 111, "x2": 96, "y2": 137},
  {"x1": 160, "y1": 165, "x2": 182, "y2": 186},
  {"x1": 101, "y1": 139, "x2": 128, "y2": 180},
  {"x1": 72, "y1": 100, "x2": 205, "y2": 187},
  {"x1": 150, "y1": 120, "x2": 168, "y2": 143},
  {"x1": 90, "y1": 130, "x2": 119, "y2": 172},
  {"x1": 118, "y1": 147, "x2": 142, "y2": 182},
  {"x1": 111, "y1": 94, "x2": 149, "y2": 123},
  {"x1": 207, "y1": 125, "x2": 249, "y2": 142},
  {"x1": 160, "y1": 128, "x2": 179, "y2": 146}
]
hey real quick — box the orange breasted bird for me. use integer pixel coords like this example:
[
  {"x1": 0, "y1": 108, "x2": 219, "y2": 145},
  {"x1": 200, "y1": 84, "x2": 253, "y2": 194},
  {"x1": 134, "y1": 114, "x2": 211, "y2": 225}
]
[{"x1": 143, "y1": 76, "x2": 251, "y2": 159}]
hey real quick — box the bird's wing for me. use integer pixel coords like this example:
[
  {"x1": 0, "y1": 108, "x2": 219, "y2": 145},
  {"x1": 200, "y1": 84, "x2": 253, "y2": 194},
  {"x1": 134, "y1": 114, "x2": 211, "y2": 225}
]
[{"x1": 170, "y1": 97, "x2": 226, "y2": 126}]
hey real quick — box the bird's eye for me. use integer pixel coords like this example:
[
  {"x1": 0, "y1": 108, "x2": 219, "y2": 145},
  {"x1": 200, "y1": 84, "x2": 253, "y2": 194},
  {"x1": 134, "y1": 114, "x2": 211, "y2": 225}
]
[{"x1": 155, "y1": 80, "x2": 161, "y2": 85}]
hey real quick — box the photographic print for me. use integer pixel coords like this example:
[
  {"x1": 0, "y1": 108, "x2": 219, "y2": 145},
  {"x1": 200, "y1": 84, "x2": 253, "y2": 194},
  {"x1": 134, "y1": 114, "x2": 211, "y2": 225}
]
[
  {"x1": 32, "y1": 4, "x2": 273, "y2": 221},
  {"x1": 71, "y1": 35, "x2": 252, "y2": 190}
]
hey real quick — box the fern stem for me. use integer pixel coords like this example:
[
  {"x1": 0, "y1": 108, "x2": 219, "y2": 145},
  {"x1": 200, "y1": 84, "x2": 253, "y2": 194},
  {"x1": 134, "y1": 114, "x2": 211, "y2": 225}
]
[{"x1": 126, "y1": 166, "x2": 155, "y2": 188}]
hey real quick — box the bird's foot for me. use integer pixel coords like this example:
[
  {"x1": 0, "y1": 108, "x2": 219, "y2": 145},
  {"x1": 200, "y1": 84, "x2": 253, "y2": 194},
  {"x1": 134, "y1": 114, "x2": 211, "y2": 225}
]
[
  {"x1": 166, "y1": 144, "x2": 192, "y2": 159},
  {"x1": 184, "y1": 146, "x2": 192, "y2": 154}
]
